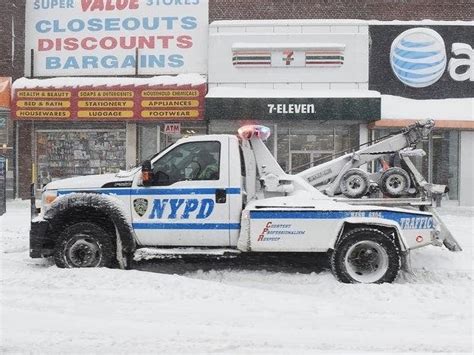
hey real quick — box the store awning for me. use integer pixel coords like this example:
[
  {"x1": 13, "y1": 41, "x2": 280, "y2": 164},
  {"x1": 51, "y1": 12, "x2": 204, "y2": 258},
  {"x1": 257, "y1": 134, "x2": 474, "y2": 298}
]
[
  {"x1": 0, "y1": 77, "x2": 11, "y2": 109},
  {"x1": 206, "y1": 87, "x2": 381, "y2": 121},
  {"x1": 370, "y1": 119, "x2": 474, "y2": 130}
]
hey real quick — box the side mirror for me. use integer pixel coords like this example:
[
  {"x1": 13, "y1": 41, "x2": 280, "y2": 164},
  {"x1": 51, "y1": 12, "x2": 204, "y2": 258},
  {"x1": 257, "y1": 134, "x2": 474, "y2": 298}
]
[{"x1": 141, "y1": 160, "x2": 153, "y2": 186}]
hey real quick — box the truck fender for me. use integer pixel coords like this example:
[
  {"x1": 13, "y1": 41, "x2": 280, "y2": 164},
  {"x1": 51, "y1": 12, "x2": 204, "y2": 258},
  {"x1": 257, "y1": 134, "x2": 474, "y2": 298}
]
[
  {"x1": 331, "y1": 217, "x2": 408, "y2": 252},
  {"x1": 43, "y1": 193, "x2": 137, "y2": 263}
]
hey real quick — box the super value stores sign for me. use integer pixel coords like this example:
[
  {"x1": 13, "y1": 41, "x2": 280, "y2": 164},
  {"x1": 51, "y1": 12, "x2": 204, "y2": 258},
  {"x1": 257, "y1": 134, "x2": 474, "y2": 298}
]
[
  {"x1": 369, "y1": 25, "x2": 473, "y2": 99},
  {"x1": 25, "y1": 0, "x2": 208, "y2": 76},
  {"x1": 12, "y1": 83, "x2": 206, "y2": 120}
]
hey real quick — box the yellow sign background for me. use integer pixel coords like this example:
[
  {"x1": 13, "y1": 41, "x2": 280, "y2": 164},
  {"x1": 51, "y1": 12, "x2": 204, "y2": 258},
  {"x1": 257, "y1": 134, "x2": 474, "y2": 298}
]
[
  {"x1": 78, "y1": 91, "x2": 134, "y2": 98},
  {"x1": 17, "y1": 100, "x2": 71, "y2": 108},
  {"x1": 78, "y1": 101, "x2": 134, "y2": 108},
  {"x1": 141, "y1": 110, "x2": 200, "y2": 119},
  {"x1": 78, "y1": 111, "x2": 134, "y2": 118},
  {"x1": 17, "y1": 91, "x2": 71, "y2": 98},
  {"x1": 141, "y1": 99, "x2": 199, "y2": 108}
]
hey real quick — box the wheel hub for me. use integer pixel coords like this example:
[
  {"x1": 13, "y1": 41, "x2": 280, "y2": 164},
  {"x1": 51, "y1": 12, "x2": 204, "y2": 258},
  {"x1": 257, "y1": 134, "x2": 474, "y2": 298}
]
[
  {"x1": 388, "y1": 176, "x2": 403, "y2": 190},
  {"x1": 347, "y1": 176, "x2": 364, "y2": 193},
  {"x1": 67, "y1": 237, "x2": 101, "y2": 267},
  {"x1": 344, "y1": 240, "x2": 389, "y2": 283}
]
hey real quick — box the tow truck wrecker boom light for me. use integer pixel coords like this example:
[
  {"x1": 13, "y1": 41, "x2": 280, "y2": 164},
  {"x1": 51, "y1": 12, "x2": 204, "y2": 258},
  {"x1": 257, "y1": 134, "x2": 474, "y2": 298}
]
[{"x1": 238, "y1": 125, "x2": 271, "y2": 141}]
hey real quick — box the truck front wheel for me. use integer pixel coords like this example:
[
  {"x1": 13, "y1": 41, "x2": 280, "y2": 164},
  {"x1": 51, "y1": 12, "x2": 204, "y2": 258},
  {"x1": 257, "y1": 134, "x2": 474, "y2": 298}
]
[
  {"x1": 331, "y1": 228, "x2": 401, "y2": 283},
  {"x1": 54, "y1": 222, "x2": 115, "y2": 268}
]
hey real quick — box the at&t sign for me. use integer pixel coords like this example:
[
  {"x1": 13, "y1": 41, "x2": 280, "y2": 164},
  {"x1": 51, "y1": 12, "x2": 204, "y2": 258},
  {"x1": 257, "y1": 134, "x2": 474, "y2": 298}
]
[{"x1": 390, "y1": 28, "x2": 473, "y2": 88}]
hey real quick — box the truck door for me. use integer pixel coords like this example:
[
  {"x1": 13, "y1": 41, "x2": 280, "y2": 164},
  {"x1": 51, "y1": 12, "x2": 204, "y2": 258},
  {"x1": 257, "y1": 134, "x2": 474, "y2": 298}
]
[{"x1": 131, "y1": 137, "x2": 237, "y2": 246}]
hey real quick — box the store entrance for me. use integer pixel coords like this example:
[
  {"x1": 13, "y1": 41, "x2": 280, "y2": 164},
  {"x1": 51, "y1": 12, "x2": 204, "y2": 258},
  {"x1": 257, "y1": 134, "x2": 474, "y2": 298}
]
[{"x1": 290, "y1": 151, "x2": 334, "y2": 174}]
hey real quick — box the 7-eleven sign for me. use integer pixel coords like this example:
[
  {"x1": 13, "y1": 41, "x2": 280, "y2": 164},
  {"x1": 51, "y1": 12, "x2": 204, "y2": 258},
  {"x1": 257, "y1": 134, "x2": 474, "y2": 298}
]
[{"x1": 271, "y1": 50, "x2": 305, "y2": 67}]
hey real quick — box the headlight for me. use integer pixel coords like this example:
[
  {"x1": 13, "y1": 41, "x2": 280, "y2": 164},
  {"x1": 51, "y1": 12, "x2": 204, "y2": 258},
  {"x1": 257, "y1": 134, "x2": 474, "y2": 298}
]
[{"x1": 41, "y1": 190, "x2": 58, "y2": 212}]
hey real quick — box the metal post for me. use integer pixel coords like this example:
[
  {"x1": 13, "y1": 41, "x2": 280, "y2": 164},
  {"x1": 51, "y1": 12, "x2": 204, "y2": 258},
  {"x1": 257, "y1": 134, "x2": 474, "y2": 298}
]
[
  {"x1": 135, "y1": 48, "x2": 139, "y2": 76},
  {"x1": 30, "y1": 49, "x2": 34, "y2": 78},
  {"x1": 0, "y1": 155, "x2": 6, "y2": 215},
  {"x1": 30, "y1": 182, "x2": 36, "y2": 219}
]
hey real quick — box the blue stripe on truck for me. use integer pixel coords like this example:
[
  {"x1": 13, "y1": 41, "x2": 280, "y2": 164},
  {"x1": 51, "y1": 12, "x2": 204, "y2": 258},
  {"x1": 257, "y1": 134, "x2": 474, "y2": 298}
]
[
  {"x1": 249, "y1": 210, "x2": 433, "y2": 229},
  {"x1": 58, "y1": 187, "x2": 241, "y2": 196},
  {"x1": 133, "y1": 223, "x2": 241, "y2": 230}
]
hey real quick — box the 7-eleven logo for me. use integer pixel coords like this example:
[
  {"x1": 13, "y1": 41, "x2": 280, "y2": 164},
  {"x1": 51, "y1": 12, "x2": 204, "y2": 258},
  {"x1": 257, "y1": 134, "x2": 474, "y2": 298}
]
[{"x1": 283, "y1": 50, "x2": 294, "y2": 65}]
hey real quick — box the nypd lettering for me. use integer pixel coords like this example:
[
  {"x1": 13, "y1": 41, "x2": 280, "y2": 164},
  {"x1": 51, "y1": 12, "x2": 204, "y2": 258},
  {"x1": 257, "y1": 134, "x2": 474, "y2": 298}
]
[{"x1": 148, "y1": 198, "x2": 214, "y2": 219}]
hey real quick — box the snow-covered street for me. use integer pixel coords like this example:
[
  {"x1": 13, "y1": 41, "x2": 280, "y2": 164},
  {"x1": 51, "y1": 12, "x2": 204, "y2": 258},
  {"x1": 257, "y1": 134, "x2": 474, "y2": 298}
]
[{"x1": 1, "y1": 200, "x2": 472, "y2": 353}]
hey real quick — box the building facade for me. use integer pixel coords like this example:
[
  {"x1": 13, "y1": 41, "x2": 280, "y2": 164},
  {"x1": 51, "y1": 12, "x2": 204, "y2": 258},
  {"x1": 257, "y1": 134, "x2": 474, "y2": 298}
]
[
  {"x1": 2, "y1": 1, "x2": 472, "y2": 204},
  {"x1": 205, "y1": 20, "x2": 473, "y2": 205}
]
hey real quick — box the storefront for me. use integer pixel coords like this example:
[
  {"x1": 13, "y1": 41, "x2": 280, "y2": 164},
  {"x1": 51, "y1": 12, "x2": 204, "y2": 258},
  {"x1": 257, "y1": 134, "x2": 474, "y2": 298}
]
[
  {"x1": 13, "y1": 0, "x2": 209, "y2": 198},
  {"x1": 206, "y1": 20, "x2": 380, "y2": 176},
  {"x1": 206, "y1": 90, "x2": 379, "y2": 173},
  {"x1": 206, "y1": 20, "x2": 472, "y2": 205},
  {"x1": 12, "y1": 76, "x2": 207, "y2": 197}
]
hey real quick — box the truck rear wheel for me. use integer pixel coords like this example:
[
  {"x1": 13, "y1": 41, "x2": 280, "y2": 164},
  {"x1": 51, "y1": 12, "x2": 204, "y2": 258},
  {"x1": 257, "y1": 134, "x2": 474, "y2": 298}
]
[
  {"x1": 331, "y1": 228, "x2": 400, "y2": 283},
  {"x1": 54, "y1": 222, "x2": 115, "y2": 268}
]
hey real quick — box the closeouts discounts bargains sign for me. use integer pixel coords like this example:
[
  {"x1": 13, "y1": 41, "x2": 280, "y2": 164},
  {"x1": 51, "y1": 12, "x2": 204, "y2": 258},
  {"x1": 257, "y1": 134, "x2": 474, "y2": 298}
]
[
  {"x1": 12, "y1": 83, "x2": 206, "y2": 121},
  {"x1": 25, "y1": 0, "x2": 208, "y2": 76}
]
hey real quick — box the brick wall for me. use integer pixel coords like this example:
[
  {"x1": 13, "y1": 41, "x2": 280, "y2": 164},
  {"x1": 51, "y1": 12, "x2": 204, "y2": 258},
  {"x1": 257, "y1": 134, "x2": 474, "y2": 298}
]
[
  {"x1": 2, "y1": 0, "x2": 471, "y2": 198},
  {"x1": 210, "y1": 0, "x2": 472, "y2": 21}
]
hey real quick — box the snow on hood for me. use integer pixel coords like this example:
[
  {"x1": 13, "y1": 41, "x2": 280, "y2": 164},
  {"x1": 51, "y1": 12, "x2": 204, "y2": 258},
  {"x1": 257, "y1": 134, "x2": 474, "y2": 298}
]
[{"x1": 44, "y1": 173, "x2": 131, "y2": 191}]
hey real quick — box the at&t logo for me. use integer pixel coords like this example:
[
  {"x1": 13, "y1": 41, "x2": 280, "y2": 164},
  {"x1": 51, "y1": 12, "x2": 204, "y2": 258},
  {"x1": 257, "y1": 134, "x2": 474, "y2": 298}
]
[{"x1": 390, "y1": 28, "x2": 473, "y2": 88}]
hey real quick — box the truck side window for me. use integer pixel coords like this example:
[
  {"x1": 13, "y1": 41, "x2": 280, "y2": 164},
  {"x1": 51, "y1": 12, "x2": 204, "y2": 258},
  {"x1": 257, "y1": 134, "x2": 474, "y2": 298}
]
[{"x1": 152, "y1": 141, "x2": 220, "y2": 185}]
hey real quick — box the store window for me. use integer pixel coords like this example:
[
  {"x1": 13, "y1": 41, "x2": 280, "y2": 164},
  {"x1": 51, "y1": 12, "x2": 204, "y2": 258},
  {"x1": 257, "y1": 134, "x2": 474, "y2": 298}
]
[
  {"x1": 372, "y1": 129, "x2": 459, "y2": 200},
  {"x1": 432, "y1": 131, "x2": 459, "y2": 200},
  {"x1": 36, "y1": 129, "x2": 126, "y2": 188}
]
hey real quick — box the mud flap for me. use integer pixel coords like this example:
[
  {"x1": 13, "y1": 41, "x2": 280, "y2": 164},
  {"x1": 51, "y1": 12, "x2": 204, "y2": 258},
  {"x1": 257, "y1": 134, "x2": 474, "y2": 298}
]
[
  {"x1": 401, "y1": 251, "x2": 414, "y2": 274},
  {"x1": 426, "y1": 206, "x2": 462, "y2": 252}
]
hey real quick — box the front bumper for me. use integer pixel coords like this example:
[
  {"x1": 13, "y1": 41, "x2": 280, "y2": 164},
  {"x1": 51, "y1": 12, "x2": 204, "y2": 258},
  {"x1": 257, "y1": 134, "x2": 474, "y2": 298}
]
[{"x1": 30, "y1": 219, "x2": 54, "y2": 258}]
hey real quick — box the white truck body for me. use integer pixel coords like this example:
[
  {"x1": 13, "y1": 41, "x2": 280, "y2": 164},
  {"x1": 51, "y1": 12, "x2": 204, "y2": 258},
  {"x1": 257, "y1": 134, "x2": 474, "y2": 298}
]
[{"x1": 30, "y1": 123, "x2": 460, "y2": 283}]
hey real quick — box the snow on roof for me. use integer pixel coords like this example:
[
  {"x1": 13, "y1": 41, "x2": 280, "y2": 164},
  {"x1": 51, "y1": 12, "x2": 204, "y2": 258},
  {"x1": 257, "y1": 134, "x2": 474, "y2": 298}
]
[
  {"x1": 211, "y1": 19, "x2": 474, "y2": 27},
  {"x1": 207, "y1": 86, "x2": 380, "y2": 99},
  {"x1": 12, "y1": 74, "x2": 207, "y2": 89},
  {"x1": 232, "y1": 43, "x2": 345, "y2": 50},
  {"x1": 381, "y1": 95, "x2": 473, "y2": 120}
]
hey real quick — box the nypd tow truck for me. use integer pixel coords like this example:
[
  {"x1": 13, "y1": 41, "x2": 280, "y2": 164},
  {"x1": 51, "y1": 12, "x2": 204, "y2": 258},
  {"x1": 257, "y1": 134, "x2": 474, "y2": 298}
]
[{"x1": 30, "y1": 122, "x2": 461, "y2": 283}]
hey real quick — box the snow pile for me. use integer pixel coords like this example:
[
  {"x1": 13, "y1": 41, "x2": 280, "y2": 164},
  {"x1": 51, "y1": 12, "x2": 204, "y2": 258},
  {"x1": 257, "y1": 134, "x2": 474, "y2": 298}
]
[
  {"x1": 1, "y1": 200, "x2": 472, "y2": 353},
  {"x1": 207, "y1": 86, "x2": 380, "y2": 98},
  {"x1": 382, "y1": 95, "x2": 474, "y2": 120},
  {"x1": 12, "y1": 73, "x2": 206, "y2": 90}
]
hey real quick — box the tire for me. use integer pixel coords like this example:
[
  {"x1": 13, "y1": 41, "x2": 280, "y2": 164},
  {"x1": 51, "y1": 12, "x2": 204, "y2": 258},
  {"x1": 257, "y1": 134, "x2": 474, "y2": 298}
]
[
  {"x1": 339, "y1": 168, "x2": 370, "y2": 198},
  {"x1": 54, "y1": 222, "x2": 115, "y2": 268},
  {"x1": 330, "y1": 228, "x2": 401, "y2": 284},
  {"x1": 380, "y1": 167, "x2": 410, "y2": 197}
]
